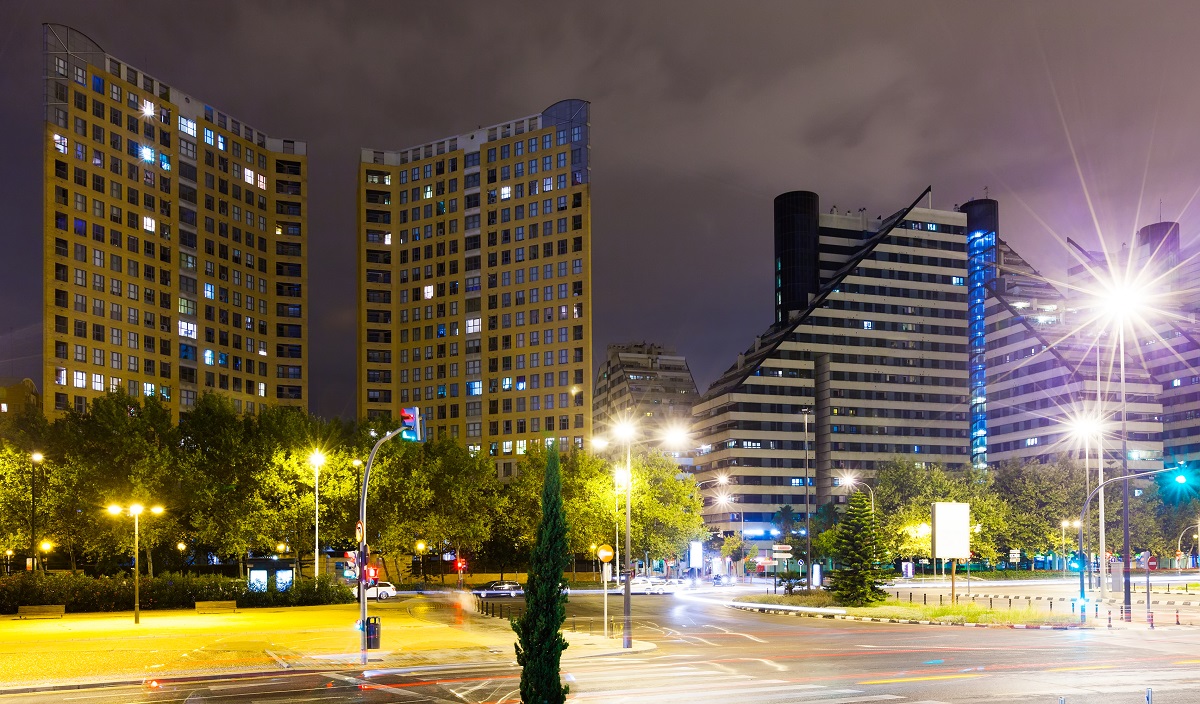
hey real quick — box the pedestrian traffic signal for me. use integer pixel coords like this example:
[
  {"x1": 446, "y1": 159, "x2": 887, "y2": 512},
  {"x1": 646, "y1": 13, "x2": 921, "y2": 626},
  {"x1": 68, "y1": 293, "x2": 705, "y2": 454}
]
[
  {"x1": 364, "y1": 565, "x2": 379, "y2": 586},
  {"x1": 455, "y1": 559, "x2": 467, "y2": 572},
  {"x1": 399, "y1": 407, "x2": 422, "y2": 442},
  {"x1": 343, "y1": 551, "x2": 358, "y2": 579}
]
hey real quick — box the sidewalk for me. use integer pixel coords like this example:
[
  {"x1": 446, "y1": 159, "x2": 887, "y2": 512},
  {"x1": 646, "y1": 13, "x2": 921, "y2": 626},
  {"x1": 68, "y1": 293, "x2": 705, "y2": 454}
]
[{"x1": 0, "y1": 593, "x2": 652, "y2": 693}]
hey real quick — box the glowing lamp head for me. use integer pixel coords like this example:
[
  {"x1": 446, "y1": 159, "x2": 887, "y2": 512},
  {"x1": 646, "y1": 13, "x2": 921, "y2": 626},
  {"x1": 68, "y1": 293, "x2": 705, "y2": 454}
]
[
  {"x1": 39, "y1": 541, "x2": 52, "y2": 552},
  {"x1": 716, "y1": 474, "x2": 729, "y2": 485},
  {"x1": 309, "y1": 450, "x2": 326, "y2": 468},
  {"x1": 276, "y1": 543, "x2": 288, "y2": 553},
  {"x1": 416, "y1": 540, "x2": 426, "y2": 552},
  {"x1": 1175, "y1": 474, "x2": 1188, "y2": 484},
  {"x1": 614, "y1": 465, "x2": 632, "y2": 489},
  {"x1": 177, "y1": 542, "x2": 187, "y2": 551},
  {"x1": 591, "y1": 437, "x2": 610, "y2": 451},
  {"x1": 141, "y1": 100, "x2": 155, "y2": 117},
  {"x1": 150, "y1": 506, "x2": 163, "y2": 515},
  {"x1": 613, "y1": 422, "x2": 636, "y2": 442},
  {"x1": 715, "y1": 493, "x2": 731, "y2": 507},
  {"x1": 663, "y1": 426, "x2": 690, "y2": 449},
  {"x1": 4, "y1": 550, "x2": 12, "y2": 557},
  {"x1": 1098, "y1": 281, "x2": 1149, "y2": 324},
  {"x1": 107, "y1": 504, "x2": 123, "y2": 515},
  {"x1": 352, "y1": 459, "x2": 363, "y2": 467},
  {"x1": 129, "y1": 504, "x2": 144, "y2": 516},
  {"x1": 31, "y1": 452, "x2": 44, "y2": 463},
  {"x1": 140, "y1": 146, "x2": 155, "y2": 163}
]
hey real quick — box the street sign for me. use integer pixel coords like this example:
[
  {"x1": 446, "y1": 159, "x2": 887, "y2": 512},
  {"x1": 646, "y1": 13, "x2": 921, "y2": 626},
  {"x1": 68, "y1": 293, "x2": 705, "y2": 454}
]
[
  {"x1": 772, "y1": 544, "x2": 793, "y2": 553},
  {"x1": 1008, "y1": 549, "x2": 1020, "y2": 563},
  {"x1": 1148, "y1": 555, "x2": 1159, "y2": 570},
  {"x1": 597, "y1": 544, "x2": 614, "y2": 563},
  {"x1": 761, "y1": 559, "x2": 778, "y2": 567},
  {"x1": 355, "y1": 520, "x2": 363, "y2": 543},
  {"x1": 602, "y1": 562, "x2": 612, "y2": 582}
]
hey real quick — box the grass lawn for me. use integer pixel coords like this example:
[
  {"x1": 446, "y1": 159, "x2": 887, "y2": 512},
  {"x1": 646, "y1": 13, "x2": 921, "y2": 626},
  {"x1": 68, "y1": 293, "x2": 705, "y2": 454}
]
[{"x1": 734, "y1": 593, "x2": 1079, "y2": 625}]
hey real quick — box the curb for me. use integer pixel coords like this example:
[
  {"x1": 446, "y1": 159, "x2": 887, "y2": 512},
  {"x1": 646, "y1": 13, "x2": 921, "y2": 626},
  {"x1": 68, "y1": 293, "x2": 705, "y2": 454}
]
[
  {"x1": 728, "y1": 603, "x2": 1092, "y2": 630},
  {"x1": 0, "y1": 668, "x2": 325, "y2": 697},
  {"x1": 890, "y1": 591, "x2": 1200, "y2": 606}
]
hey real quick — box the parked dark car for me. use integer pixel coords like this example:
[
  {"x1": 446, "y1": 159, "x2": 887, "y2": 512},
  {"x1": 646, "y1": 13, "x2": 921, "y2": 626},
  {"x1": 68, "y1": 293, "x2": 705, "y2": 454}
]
[{"x1": 471, "y1": 580, "x2": 524, "y2": 597}]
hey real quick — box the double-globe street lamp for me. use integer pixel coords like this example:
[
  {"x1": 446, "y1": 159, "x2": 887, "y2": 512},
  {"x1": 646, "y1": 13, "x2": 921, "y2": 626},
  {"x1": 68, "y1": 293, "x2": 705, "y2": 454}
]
[
  {"x1": 106, "y1": 503, "x2": 164, "y2": 624},
  {"x1": 592, "y1": 419, "x2": 689, "y2": 649}
]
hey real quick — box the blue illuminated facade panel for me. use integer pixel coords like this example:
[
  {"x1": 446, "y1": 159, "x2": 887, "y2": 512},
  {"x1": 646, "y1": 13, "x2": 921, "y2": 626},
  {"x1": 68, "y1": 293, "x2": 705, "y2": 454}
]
[{"x1": 963, "y1": 199, "x2": 999, "y2": 469}]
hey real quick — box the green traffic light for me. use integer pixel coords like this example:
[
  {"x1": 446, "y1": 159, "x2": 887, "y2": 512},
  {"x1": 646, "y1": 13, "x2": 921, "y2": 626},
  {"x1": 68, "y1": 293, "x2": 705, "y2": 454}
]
[{"x1": 1176, "y1": 474, "x2": 1188, "y2": 484}]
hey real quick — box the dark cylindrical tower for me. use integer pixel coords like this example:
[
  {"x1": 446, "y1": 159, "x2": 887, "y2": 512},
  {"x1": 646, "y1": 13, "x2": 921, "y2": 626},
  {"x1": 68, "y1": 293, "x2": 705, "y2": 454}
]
[{"x1": 774, "y1": 191, "x2": 820, "y2": 324}]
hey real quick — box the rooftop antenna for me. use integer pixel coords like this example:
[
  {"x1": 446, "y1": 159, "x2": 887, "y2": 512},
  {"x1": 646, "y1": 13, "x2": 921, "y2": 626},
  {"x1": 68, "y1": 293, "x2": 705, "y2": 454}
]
[
  {"x1": 984, "y1": 186, "x2": 990, "y2": 199},
  {"x1": 1159, "y1": 198, "x2": 1163, "y2": 222}
]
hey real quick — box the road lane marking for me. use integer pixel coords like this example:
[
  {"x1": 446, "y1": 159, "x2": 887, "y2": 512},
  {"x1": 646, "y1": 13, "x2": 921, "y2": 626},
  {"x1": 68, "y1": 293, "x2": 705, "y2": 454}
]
[
  {"x1": 1046, "y1": 665, "x2": 1116, "y2": 672},
  {"x1": 858, "y1": 673, "x2": 984, "y2": 684}
]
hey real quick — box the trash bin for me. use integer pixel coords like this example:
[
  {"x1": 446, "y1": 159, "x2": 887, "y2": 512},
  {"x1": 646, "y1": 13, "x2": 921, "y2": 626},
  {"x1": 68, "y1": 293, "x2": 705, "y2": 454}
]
[{"x1": 365, "y1": 616, "x2": 381, "y2": 649}]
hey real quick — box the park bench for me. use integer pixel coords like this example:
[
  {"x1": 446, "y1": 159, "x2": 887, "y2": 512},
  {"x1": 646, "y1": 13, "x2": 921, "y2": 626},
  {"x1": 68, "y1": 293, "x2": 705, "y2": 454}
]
[
  {"x1": 195, "y1": 600, "x2": 238, "y2": 614},
  {"x1": 16, "y1": 605, "x2": 65, "y2": 619}
]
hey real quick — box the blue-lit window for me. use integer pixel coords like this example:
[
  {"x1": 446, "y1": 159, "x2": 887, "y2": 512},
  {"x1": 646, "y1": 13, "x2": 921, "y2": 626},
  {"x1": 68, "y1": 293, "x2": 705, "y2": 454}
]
[
  {"x1": 204, "y1": 128, "x2": 214, "y2": 146},
  {"x1": 437, "y1": 324, "x2": 446, "y2": 338},
  {"x1": 862, "y1": 320, "x2": 874, "y2": 330},
  {"x1": 204, "y1": 283, "x2": 214, "y2": 299},
  {"x1": 926, "y1": 223, "x2": 938, "y2": 231},
  {"x1": 140, "y1": 146, "x2": 156, "y2": 163},
  {"x1": 217, "y1": 135, "x2": 226, "y2": 151},
  {"x1": 159, "y1": 153, "x2": 171, "y2": 171},
  {"x1": 218, "y1": 352, "x2": 228, "y2": 367},
  {"x1": 467, "y1": 380, "x2": 482, "y2": 396},
  {"x1": 92, "y1": 75, "x2": 104, "y2": 93},
  {"x1": 516, "y1": 376, "x2": 526, "y2": 391},
  {"x1": 1026, "y1": 437, "x2": 1039, "y2": 446},
  {"x1": 952, "y1": 276, "x2": 965, "y2": 286},
  {"x1": 1173, "y1": 378, "x2": 1182, "y2": 387},
  {"x1": 203, "y1": 349, "x2": 214, "y2": 365}
]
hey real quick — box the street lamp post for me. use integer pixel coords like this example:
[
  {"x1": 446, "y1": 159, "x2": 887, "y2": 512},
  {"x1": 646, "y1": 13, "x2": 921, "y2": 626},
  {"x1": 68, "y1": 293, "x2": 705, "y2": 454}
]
[
  {"x1": 613, "y1": 421, "x2": 635, "y2": 650},
  {"x1": 1177, "y1": 528, "x2": 1198, "y2": 573},
  {"x1": 800, "y1": 406, "x2": 812, "y2": 591},
  {"x1": 309, "y1": 450, "x2": 326, "y2": 579},
  {"x1": 107, "y1": 503, "x2": 164, "y2": 624},
  {"x1": 177, "y1": 542, "x2": 187, "y2": 575},
  {"x1": 4, "y1": 549, "x2": 12, "y2": 575},
  {"x1": 29, "y1": 452, "x2": 43, "y2": 573},
  {"x1": 1078, "y1": 467, "x2": 1187, "y2": 606}
]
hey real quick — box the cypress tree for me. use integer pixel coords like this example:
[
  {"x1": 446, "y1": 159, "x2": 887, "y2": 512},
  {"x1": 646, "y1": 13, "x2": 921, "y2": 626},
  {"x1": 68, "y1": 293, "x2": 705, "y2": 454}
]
[
  {"x1": 829, "y1": 490, "x2": 886, "y2": 606},
  {"x1": 512, "y1": 444, "x2": 570, "y2": 703}
]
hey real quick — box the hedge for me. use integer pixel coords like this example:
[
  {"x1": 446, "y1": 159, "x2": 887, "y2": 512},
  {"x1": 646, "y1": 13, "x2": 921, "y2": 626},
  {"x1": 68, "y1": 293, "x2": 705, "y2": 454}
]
[{"x1": 0, "y1": 572, "x2": 354, "y2": 614}]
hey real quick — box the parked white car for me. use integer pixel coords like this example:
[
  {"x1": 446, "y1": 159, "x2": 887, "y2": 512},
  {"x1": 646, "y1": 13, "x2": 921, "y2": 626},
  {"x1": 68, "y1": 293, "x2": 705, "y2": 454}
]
[{"x1": 354, "y1": 581, "x2": 396, "y2": 600}]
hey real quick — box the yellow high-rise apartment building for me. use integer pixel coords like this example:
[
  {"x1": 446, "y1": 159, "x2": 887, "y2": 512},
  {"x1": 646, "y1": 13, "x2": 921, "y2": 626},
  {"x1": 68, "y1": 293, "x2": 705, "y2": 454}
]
[
  {"x1": 41, "y1": 24, "x2": 309, "y2": 417},
  {"x1": 357, "y1": 100, "x2": 592, "y2": 477}
]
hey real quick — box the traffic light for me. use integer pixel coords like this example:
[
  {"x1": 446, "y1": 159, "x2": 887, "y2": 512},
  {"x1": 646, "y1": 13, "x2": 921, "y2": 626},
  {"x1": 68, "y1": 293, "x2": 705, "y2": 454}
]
[
  {"x1": 399, "y1": 407, "x2": 422, "y2": 442},
  {"x1": 364, "y1": 565, "x2": 379, "y2": 586},
  {"x1": 456, "y1": 559, "x2": 467, "y2": 572},
  {"x1": 343, "y1": 551, "x2": 358, "y2": 580}
]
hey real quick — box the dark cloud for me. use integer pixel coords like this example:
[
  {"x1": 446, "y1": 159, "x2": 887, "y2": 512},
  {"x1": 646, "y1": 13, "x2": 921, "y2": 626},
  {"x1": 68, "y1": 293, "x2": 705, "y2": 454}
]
[{"x1": 5, "y1": 1, "x2": 1200, "y2": 414}]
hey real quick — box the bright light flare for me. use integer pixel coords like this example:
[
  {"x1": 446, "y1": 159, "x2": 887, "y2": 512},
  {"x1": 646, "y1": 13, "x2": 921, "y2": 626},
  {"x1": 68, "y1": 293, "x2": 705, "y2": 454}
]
[
  {"x1": 107, "y1": 504, "x2": 123, "y2": 515},
  {"x1": 591, "y1": 436, "x2": 610, "y2": 451},
  {"x1": 662, "y1": 425, "x2": 690, "y2": 449},
  {"x1": 39, "y1": 541, "x2": 52, "y2": 552},
  {"x1": 31, "y1": 452, "x2": 43, "y2": 463},
  {"x1": 614, "y1": 465, "x2": 632, "y2": 490},
  {"x1": 309, "y1": 450, "x2": 326, "y2": 468},
  {"x1": 130, "y1": 504, "x2": 144, "y2": 516},
  {"x1": 613, "y1": 421, "x2": 636, "y2": 442}
]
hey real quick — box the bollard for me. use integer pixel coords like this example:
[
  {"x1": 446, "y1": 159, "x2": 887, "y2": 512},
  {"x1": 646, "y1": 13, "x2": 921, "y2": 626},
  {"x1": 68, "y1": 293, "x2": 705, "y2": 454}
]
[
  {"x1": 910, "y1": 592, "x2": 913, "y2": 603},
  {"x1": 924, "y1": 594, "x2": 927, "y2": 605},
  {"x1": 990, "y1": 598, "x2": 993, "y2": 609},
  {"x1": 1009, "y1": 598, "x2": 1012, "y2": 609},
  {"x1": 1177, "y1": 609, "x2": 1181, "y2": 626},
  {"x1": 1108, "y1": 610, "x2": 1112, "y2": 628},
  {"x1": 940, "y1": 594, "x2": 943, "y2": 606},
  {"x1": 1147, "y1": 687, "x2": 1153, "y2": 703},
  {"x1": 1149, "y1": 611, "x2": 1154, "y2": 629},
  {"x1": 1050, "y1": 601, "x2": 1053, "y2": 613},
  {"x1": 589, "y1": 617, "x2": 593, "y2": 634},
  {"x1": 1094, "y1": 603, "x2": 1099, "y2": 619}
]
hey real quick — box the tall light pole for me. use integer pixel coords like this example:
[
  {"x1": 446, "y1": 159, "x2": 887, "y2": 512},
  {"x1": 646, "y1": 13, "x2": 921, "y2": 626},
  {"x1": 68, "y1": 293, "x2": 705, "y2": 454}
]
[
  {"x1": 1095, "y1": 332, "x2": 1108, "y2": 598},
  {"x1": 800, "y1": 406, "x2": 812, "y2": 591},
  {"x1": 29, "y1": 452, "x2": 43, "y2": 573},
  {"x1": 107, "y1": 503, "x2": 164, "y2": 624},
  {"x1": 613, "y1": 421, "x2": 636, "y2": 650},
  {"x1": 309, "y1": 450, "x2": 326, "y2": 579}
]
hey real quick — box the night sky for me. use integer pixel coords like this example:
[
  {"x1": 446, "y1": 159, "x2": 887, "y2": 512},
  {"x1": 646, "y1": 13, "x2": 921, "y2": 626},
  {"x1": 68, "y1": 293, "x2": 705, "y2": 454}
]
[{"x1": 4, "y1": 1, "x2": 1200, "y2": 418}]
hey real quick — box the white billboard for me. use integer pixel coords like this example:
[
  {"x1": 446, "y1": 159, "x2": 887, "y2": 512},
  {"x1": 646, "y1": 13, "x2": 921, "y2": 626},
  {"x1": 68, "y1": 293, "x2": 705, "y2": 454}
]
[{"x1": 931, "y1": 501, "x2": 971, "y2": 559}]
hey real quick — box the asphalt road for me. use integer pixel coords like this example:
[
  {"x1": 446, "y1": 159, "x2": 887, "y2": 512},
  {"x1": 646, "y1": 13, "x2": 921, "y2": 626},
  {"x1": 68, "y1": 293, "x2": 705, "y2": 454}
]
[{"x1": 6, "y1": 588, "x2": 1200, "y2": 703}]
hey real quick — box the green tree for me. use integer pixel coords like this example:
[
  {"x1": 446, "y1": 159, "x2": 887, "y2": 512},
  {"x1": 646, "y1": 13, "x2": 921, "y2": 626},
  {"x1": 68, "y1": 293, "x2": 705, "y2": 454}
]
[
  {"x1": 829, "y1": 491, "x2": 885, "y2": 606},
  {"x1": 627, "y1": 452, "x2": 707, "y2": 569},
  {"x1": 512, "y1": 445, "x2": 569, "y2": 704}
]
